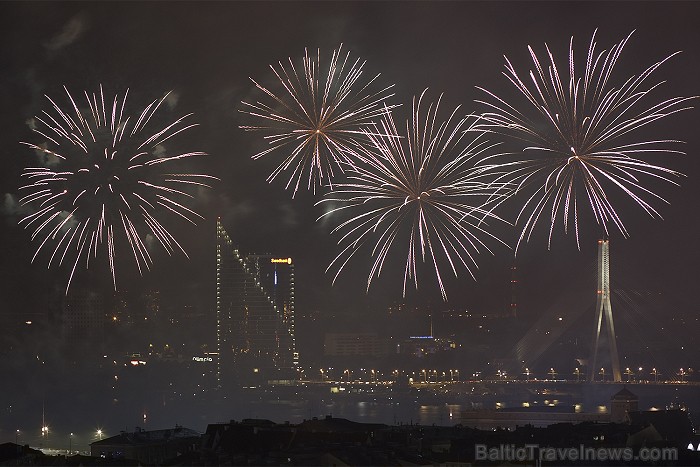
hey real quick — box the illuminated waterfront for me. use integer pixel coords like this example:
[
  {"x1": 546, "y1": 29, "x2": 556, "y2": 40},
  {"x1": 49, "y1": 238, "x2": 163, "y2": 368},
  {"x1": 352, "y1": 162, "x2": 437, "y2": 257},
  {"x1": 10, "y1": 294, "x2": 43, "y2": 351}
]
[{"x1": 4, "y1": 378, "x2": 697, "y2": 455}]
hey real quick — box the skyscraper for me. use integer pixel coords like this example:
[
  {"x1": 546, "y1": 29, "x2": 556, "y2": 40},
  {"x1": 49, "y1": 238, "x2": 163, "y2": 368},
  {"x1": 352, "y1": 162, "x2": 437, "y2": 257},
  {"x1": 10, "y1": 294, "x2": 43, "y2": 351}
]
[
  {"x1": 216, "y1": 219, "x2": 298, "y2": 387},
  {"x1": 246, "y1": 254, "x2": 298, "y2": 366},
  {"x1": 62, "y1": 289, "x2": 105, "y2": 340}
]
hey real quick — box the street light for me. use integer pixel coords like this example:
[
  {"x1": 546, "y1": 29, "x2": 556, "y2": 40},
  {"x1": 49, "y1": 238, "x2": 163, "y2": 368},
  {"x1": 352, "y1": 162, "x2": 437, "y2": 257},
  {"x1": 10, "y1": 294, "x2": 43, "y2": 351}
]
[
  {"x1": 678, "y1": 368, "x2": 687, "y2": 383},
  {"x1": 651, "y1": 368, "x2": 659, "y2": 383},
  {"x1": 96, "y1": 429, "x2": 103, "y2": 440},
  {"x1": 69, "y1": 433, "x2": 73, "y2": 455}
]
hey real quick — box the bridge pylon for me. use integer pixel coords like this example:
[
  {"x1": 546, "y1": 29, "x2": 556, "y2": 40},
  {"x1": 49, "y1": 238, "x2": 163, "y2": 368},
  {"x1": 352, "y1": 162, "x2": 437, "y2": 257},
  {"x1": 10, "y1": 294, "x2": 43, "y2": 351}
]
[{"x1": 589, "y1": 239, "x2": 621, "y2": 382}]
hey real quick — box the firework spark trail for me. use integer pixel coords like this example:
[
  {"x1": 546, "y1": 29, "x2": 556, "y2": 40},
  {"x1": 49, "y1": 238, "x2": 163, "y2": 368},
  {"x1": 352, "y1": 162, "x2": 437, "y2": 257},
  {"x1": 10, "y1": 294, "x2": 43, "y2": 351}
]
[
  {"x1": 317, "y1": 90, "x2": 511, "y2": 301},
  {"x1": 240, "y1": 44, "x2": 397, "y2": 198},
  {"x1": 475, "y1": 29, "x2": 695, "y2": 252},
  {"x1": 19, "y1": 85, "x2": 215, "y2": 291}
]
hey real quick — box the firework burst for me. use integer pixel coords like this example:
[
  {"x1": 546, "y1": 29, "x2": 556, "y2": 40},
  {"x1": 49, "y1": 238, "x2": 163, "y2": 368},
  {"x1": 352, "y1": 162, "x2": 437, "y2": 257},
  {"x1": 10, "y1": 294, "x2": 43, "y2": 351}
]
[
  {"x1": 19, "y1": 85, "x2": 214, "y2": 291},
  {"x1": 318, "y1": 90, "x2": 510, "y2": 300},
  {"x1": 476, "y1": 30, "x2": 695, "y2": 252},
  {"x1": 240, "y1": 44, "x2": 396, "y2": 197}
]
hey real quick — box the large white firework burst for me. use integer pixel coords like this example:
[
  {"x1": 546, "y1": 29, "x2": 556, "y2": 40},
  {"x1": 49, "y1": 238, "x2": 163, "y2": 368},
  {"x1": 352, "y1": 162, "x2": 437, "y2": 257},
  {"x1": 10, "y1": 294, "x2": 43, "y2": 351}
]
[
  {"x1": 476, "y1": 29, "x2": 695, "y2": 252},
  {"x1": 19, "y1": 86, "x2": 215, "y2": 291},
  {"x1": 318, "y1": 90, "x2": 510, "y2": 301},
  {"x1": 240, "y1": 44, "x2": 396, "y2": 197}
]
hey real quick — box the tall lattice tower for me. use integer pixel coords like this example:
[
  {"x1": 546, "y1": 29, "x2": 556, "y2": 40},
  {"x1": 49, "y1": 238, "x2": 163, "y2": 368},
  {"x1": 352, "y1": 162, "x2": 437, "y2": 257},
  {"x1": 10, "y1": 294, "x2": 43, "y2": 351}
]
[
  {"x1": 510, "y1": 264, "x2": 518, "y2": 319},
  {"x1": 589, "y1": 239, "x2": 621, "y2": 382}
]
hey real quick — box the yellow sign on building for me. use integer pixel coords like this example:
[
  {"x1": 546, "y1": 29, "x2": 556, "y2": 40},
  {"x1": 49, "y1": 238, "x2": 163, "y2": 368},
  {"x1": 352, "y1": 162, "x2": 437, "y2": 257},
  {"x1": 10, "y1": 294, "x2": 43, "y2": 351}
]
[{"x1": 270, "y1": 258, "x2": 292, "y2": 264}]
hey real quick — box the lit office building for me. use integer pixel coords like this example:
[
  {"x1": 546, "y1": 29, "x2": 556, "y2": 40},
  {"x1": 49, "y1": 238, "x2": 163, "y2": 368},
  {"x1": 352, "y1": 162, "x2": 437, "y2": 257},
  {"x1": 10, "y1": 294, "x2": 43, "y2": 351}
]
[
  {"x1": 61, "y1": 289, "x2": 105, "y2": 339},
  {"x1": 142, "y1": 289, "x2": 161, "y2": 323},
  {"x1": 324, "y1": 333, "x2": 387, "y2": 357},
  {"x1": 216, "y1": 219, "x2": 298, "y2": 386}
]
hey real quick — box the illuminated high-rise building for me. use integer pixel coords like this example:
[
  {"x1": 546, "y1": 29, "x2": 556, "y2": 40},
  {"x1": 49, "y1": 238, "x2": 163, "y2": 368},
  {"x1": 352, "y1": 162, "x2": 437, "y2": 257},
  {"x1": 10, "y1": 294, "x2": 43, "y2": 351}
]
[
  {"x1": 216, "y1": 219, "x2": 298, "y2": 387},
  {"x1": 142, "y1": 289, "x2": 161, "y2": 323},
  {"x1": 246, "y1": 254, "x2": 298, "y2": 364},
  {"x1": 62, "y1": 289, "x2": 105, "y2": 339},
  {"x1": 111, "y1": 289, "x2": 132, "y2": 326}
]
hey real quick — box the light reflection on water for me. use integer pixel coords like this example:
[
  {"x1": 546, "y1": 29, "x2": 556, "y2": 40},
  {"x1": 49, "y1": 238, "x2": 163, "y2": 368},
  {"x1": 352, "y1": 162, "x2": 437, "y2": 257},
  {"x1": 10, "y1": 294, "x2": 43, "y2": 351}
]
[
  {"x1": 239, "y1": 398, "x2": 463, "y2": 427},
  {"x1": 1, "y1": 400, "x2": 464, "y2": 453},
  {"x1": 8, "y1": 384, "x2": 699, "y2": 451}
]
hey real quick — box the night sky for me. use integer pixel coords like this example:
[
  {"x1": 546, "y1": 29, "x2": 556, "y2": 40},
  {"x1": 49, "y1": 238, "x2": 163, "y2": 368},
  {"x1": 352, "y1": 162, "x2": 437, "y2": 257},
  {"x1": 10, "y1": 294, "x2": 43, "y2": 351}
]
[{"x1": 1, "y1": 1, "x2": 699, "y2": 324}]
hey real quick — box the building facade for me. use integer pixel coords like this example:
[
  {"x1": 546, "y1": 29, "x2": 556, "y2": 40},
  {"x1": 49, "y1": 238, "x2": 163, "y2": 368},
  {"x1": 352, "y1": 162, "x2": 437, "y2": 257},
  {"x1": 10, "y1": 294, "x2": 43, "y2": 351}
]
[
  {"x1": 62, "y1": 289, "x2": 105, "y2": 339},
  {"x1": 324, "y1": 333, "x2": 387, "y2": 357},
  {"x1": 216, "y1": 219, "x2": 298, "y2": 386}
]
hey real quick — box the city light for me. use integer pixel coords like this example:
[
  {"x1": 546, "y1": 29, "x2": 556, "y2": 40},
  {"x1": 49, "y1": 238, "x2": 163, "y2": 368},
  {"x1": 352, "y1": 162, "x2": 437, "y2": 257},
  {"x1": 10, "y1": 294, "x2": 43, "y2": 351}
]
[
  {"x1": 651, "y1": 368, "x2": 660, "y2": 383},
  {"x1": 573, "y1": 368, "x2": 582, "y2": 382}
]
